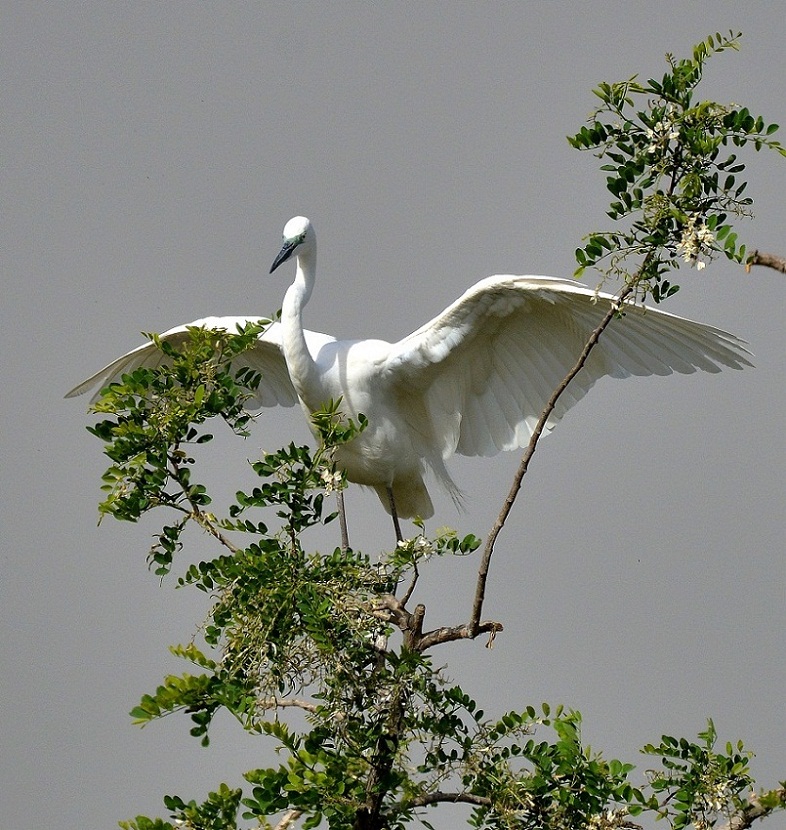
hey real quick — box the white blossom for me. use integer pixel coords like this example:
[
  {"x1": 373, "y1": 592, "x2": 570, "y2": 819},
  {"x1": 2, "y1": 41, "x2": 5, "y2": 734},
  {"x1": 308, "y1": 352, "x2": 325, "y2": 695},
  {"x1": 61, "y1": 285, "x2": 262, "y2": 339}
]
[
  {"x1": 319, "y1": 468, "x2": 343, "y2": 493},
  {"x1": 697, "y1": 779, "x2": 732, "y2": 813},
  {"x1": 645, "y1": 117, "x2": 680, "y2": 154},
  {"x1": 396, "y1": 534, "x2": 434, "y2": 558},
  {"x1": 587, "y1": 808, "x2": 628, "y2": 829},
  {"x1": 676, "y1": 215, "x2": 715, "y2": 269}
]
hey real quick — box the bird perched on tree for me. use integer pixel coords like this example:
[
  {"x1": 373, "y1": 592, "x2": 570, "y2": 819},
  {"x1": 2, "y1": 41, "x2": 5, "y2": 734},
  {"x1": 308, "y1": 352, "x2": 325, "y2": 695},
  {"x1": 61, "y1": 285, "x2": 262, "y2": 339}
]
[{"x1": 67, "y1": 216, "x2": 752, "y2": 536}]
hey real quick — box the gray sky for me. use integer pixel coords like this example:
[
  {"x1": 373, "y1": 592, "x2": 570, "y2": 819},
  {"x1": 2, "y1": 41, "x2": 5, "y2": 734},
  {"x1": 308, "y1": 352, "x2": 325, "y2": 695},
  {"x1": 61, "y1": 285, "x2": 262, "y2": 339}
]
[{"x1": 3, "y1": 4, "x2": 784, "y2": 829}]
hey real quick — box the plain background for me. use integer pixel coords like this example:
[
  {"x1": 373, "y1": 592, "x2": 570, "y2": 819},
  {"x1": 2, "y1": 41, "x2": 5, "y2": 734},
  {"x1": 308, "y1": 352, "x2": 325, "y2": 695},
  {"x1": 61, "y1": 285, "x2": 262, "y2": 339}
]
[{"x1": 2, "y1": 4, "x2": 784, "y2": 829}]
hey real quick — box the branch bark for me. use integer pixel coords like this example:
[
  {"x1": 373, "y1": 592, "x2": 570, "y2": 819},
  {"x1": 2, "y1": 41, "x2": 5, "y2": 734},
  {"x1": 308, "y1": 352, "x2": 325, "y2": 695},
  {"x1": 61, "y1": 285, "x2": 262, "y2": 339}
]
[
  {"x1": 272, "y1": 809, "x2": 302, "y2": 830},
  {"x1": 354, "y1": 684, "x2": 411, "y2": 830},
  {"x1": 718, "y1": 788, "x2": 786, "y2": 830},
  {"x1": 171, "y1": 455, "x2": 241, "y2": 554},
  {"x1": 396, "y1": 790, "x2": 493, "y2": 809},
  {"x1": 257, "y1": 697, "x2": 318, "y2": 714},
  {"x1": 417, "y1": 620, "x2": 503, "y2": 651},
  {"x1": 746, "y1": 251, "x2": 786, "y2": 274},
  {"x1": 372, "y1": 593, "x2": 502, "y2": 650}
]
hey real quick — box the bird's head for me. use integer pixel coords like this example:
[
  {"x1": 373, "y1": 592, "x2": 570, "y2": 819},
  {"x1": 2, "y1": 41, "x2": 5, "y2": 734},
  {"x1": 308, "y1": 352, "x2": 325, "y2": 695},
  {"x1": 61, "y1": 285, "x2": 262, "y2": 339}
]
[{"x1": 270, "y1": 216, "x2": 315, "y2": 273}]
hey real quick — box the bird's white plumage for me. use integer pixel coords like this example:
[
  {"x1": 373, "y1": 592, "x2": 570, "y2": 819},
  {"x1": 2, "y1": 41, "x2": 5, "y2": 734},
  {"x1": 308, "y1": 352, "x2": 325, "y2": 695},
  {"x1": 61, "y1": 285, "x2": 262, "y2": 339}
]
[
  {"x1": 67, "y1": 216, "x2": 752, "y2": 520},
  {"x1": 388, "y1": 274, "x2": 750, "y2": 461},
  {"x1": 65, "y1": 317, "x2": 336, "y2": 409}
]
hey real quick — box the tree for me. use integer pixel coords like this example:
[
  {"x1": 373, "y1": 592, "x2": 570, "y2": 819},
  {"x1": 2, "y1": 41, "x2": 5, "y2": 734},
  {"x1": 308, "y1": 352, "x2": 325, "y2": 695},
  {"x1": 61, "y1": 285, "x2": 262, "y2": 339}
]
[{"x1": 80, "y1": 34, "x2": 784, "y2": 830}]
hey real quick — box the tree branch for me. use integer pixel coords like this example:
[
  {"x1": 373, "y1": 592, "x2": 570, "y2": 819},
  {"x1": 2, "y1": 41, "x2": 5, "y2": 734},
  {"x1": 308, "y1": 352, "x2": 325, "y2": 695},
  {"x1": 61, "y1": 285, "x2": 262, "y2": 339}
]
[
  {"x1": 355, "y1": 683, "x2": 412, "y2": 830},
  {"x1": 170, "y1": 455, "x2": 241, "y2": 554},
  {"x1": 405, "y1": 603, "x2": 426, "y2": 650},
  {"x1": 190, "y1": 507, "x2": 241, "y2": 554},
  {"x1": 397, "y1": 790, "x2": 493, "y2": 809},
  {"x1": 417, "y1": 620, "x2": 504, "y2": 651},
  {"x1": 399, "y1": 561, "x2": 419, "y2": 608},
  {"x1": 272, "y1": 809, "x2": 302, "y2": 830},
  {"x1": 469, "y1": 282, "x2": 637, "y2": 635},
  {"x1": 718, "y1": 788, "x2": 786, "y2": 830},
  {"x1": 371, "y1": 594, "x2": 414, "y2": 631},
  {"x1": 746, "y1": 250, "x2": 786, "y2": 274},
  {"x1": 257, "y1": 697, "x2": 319, "y2": 714},
  {"x1": 363, "y1": 285, "x2": 637, "y2": 650}
]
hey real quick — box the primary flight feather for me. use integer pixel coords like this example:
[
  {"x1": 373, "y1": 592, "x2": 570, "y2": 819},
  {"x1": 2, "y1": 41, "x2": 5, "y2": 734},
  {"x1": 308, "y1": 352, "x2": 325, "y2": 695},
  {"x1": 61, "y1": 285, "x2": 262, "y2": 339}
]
[{"x1": 67, "y1": 216, "x2": 752, "y2": 520}]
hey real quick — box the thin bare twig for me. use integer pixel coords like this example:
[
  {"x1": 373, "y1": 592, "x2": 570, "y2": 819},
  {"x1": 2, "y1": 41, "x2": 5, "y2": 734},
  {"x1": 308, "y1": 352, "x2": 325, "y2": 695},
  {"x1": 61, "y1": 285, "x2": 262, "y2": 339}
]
[
  {"x1": 171, "y1": 455, "x2": 241, "y2": 554},
  {"x1": 190, "y1": 508, "x2": 241, "y2": 554},
  {"x1": 469, "y1": 282, "x2": 637, "y2": 635},
  {"x1": 399, "y1": 561, "x2": 419, "y2": 608},
  {"x1": 337, "y1": 488, "x2": 350, "y2": 552}
]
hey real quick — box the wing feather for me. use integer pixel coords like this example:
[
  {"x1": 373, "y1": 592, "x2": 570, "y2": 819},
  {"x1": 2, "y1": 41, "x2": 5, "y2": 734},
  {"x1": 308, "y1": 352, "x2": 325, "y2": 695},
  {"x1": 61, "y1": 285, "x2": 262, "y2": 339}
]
[
  {"x1": 385, "y1": 275, "x2": 752, "y2": 459},
  {"x1": 65, "y1": 317, "x2": 336, "y2": 409}
]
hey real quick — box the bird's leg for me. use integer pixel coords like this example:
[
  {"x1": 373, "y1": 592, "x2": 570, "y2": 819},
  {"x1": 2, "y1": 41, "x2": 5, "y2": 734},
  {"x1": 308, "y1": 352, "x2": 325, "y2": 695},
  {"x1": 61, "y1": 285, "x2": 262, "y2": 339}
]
[
  {"x1": 386, "y1": 486, "x2": 403, "y2": 544},
  {"x1": 337, "y1": 488, "x2": 350, "y2": 553}
]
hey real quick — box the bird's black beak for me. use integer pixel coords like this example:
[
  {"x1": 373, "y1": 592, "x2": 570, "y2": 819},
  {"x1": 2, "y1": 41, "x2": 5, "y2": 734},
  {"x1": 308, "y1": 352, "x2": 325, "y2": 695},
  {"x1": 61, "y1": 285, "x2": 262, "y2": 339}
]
[{"x1": 270, "y1": 240, "x2": 298, "y2": 274}]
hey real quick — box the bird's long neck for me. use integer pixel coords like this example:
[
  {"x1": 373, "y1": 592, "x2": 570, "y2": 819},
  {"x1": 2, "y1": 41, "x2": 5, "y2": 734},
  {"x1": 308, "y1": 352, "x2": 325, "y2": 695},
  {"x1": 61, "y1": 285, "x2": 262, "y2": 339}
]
[{"x1": 281, "y1": 248, "x2": 322, "y2": 410}]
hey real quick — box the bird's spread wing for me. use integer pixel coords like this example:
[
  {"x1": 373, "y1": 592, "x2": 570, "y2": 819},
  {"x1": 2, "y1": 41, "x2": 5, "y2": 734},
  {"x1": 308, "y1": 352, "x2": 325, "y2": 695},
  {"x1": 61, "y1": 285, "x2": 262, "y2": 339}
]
[
  {"x1": 65, "y1": 317, "x2": 335, "y2": 409},
  {"x1": 385, "y1": 275, "x2": 752, "y2": 459}
]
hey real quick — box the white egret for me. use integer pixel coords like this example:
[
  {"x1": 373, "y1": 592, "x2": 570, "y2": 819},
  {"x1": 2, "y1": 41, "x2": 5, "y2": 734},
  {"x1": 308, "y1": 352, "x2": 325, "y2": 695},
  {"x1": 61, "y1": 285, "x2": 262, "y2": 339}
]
[{"x1": 67, "y1": 216, "x2": 752, "y2": 532}]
